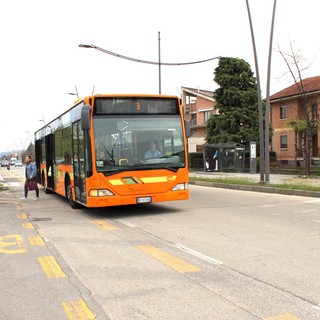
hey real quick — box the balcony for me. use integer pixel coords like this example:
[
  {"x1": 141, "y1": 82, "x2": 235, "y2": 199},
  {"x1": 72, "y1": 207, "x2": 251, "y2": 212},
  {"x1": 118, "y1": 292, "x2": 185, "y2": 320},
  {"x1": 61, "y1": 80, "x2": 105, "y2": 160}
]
[{"x1": 190, "y1": 119, "x2": 206, "y2": 128}]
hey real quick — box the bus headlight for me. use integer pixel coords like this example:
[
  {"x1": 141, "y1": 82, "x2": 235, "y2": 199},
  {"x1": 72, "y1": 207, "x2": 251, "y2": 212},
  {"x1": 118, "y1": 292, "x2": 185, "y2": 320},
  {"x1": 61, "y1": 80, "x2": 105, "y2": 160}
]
[
  {"x1": 89, "y1": 189, "x2": 115, "y2": 197},
  {"x1": 171, "y1": 183, "x2": 189, "y2": 191}
]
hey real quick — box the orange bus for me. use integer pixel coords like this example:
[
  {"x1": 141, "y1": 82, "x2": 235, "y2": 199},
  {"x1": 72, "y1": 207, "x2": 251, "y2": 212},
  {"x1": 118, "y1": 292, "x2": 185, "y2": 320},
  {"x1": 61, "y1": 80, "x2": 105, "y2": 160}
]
[{"x1": 35, "y1": 94, "x2": 190, "y2": 208}]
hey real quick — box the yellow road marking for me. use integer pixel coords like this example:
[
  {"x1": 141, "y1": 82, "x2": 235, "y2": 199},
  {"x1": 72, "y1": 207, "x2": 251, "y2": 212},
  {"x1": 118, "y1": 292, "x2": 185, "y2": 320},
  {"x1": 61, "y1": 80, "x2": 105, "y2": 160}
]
[
  {"x1": 17, "y1": 213, "x2": 28, "y2": 219},
  {"x1": 264, "y1": 313, "x2": 300, "y2": 320},
  {"x1": 21, "y1": 222, "x2": 34, "y2": 229},
  {"x1": 15, "y1": 204, "x2": 23, "y2": 210},
  {"x1": 138, "y1": 245, "x2": 200, "y2": 273},
  {"x1": 37, "y1": 256, "x2": 66, "y2": 278},
  {"x1": 0, "y1": 235, "x2": 27, "y2": 254},
  {"x1": 91, "y1": 219, "x2": 117, "y2": 231},
  {"x1": 62, "y1": 299, "x2": 96, "y2": 320},
  {"x1": 29, "y1": 235, "x2": 45, "y2": 246}
]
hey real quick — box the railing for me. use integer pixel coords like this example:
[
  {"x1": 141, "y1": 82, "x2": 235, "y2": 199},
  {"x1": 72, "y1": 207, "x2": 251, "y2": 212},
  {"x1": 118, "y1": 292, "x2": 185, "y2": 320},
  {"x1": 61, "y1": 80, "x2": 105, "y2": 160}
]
[{"x1": 190, "y1": 119, "x2": 206, "y2": 128}]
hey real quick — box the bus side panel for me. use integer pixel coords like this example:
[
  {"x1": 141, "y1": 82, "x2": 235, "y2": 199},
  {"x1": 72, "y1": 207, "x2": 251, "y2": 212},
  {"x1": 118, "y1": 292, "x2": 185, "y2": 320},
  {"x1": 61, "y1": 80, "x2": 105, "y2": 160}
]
[{"x1": 53, "y1": 164, "x2": 73, "y2": 197}]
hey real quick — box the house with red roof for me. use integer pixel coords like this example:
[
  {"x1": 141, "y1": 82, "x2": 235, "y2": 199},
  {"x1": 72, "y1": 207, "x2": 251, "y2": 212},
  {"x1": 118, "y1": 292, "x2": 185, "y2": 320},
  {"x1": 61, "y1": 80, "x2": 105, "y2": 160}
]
[
  {"x1": 269, "y1": 76, "x2": 320, "y2": 165},
  {"x1": 181, "y1": 87, "x2": 217, "y2": 153}
]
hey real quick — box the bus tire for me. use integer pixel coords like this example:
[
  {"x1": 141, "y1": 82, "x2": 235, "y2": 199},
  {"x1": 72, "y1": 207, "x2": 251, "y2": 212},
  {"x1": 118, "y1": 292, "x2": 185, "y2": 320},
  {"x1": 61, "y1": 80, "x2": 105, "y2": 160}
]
[
  {"x1": 66, "y1": 178, "x2": 80, "y2": 209},
  {"x1": 42, "y1": 172, "x2": 52, "y2": 194}
]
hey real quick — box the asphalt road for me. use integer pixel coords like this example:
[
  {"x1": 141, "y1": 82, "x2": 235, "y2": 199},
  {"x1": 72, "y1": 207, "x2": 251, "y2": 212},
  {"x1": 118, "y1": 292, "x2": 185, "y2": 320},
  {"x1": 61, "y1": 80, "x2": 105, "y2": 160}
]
[{"x1": 0, "y1": 167, "x2": 320, "y2": 320}]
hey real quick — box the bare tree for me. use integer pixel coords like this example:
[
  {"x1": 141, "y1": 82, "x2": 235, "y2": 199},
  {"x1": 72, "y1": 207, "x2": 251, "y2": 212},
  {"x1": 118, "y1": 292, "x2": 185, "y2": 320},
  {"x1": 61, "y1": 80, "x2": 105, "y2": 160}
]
[{"x1": 277, "y1": 43, "x2": 316, "y2": 176}]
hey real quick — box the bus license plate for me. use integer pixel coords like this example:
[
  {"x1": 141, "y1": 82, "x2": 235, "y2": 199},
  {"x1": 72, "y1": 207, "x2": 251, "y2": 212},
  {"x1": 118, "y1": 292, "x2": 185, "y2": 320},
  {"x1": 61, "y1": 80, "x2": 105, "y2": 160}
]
[{"x1": 137, "y1": 197, "x2": 152, "y2": 204}]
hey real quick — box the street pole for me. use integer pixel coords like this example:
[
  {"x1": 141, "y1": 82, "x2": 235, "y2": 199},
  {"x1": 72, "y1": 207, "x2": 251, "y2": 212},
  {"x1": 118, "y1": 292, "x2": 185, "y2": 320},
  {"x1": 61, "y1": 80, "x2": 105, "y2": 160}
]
[
  {"x1": 158, "y1": 31, "x2": 161, "y2": 94},
  {"x1": 245, "y1": 0, "x2": 265, "y2": 183},
  {"x1": 264, "y1": 0, "x2": 277, "y2": 183}
]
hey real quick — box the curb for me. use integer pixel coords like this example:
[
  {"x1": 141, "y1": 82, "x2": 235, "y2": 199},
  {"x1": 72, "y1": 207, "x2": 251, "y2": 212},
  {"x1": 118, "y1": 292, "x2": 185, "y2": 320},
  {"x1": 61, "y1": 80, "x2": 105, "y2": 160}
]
[
  {"x1": 189, "y1": 180, "x2": 320, "y2": 198},
  {"x1": 0, "y1": 175, "x2": 9, "y2": 191}
]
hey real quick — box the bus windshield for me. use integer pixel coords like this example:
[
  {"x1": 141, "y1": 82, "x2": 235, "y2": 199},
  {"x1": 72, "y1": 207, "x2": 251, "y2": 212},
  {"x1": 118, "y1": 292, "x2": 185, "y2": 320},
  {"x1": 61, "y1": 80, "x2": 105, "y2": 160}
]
[{"x1": 93, "y1": 115, "x2": 186, "y2": 174}]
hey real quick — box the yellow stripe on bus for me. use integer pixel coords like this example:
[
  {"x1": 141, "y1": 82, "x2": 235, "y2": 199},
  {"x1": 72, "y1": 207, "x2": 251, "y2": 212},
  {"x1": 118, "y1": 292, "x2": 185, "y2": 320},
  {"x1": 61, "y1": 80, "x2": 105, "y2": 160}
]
[
  {"x1": 37, "y1": 256, "x2": 66, "y2": 278},
  {"x1": 62, "y1": 299, "x2": 96, "y2": 320},
  {"x1": 109, "y1": 179, "x2": 124, "y2": 185},
  {"x1": 140, "y1": 176, "x2": 176, "y2": 183},
  {"x1": 138, "y1": 245, "x2": 200, "y2": 273}
]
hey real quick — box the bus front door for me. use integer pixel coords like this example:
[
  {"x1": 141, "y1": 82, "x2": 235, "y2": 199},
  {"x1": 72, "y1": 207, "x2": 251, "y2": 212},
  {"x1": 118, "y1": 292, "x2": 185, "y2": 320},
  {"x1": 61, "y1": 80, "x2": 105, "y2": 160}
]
[
  {"x1": 45, "y1": 134, "x2": 55, "y2": 190},
  {"x1": 73, "y1": 122, "x2": 87, "y2": 205}
]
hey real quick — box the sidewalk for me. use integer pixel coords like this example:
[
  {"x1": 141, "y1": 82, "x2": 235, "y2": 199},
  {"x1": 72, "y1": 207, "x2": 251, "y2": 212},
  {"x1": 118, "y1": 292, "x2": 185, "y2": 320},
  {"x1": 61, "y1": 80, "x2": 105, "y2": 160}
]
[
  {"x1": 189, "y1": 170, "x2": 320, "y2": 186},
  {"x1": 189, "y1": 170, "x2": 320, "y2": 198}
]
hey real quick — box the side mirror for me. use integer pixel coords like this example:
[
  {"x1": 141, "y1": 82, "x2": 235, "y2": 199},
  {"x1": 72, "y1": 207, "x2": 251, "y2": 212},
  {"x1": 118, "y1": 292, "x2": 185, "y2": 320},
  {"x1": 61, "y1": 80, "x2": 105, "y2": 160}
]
[
  {"x1": 184, "y1": 120, "x2": 191, "y2": 138},
  {"x1": 81, "y1": 105, "x2": 91, "y2": 130}
]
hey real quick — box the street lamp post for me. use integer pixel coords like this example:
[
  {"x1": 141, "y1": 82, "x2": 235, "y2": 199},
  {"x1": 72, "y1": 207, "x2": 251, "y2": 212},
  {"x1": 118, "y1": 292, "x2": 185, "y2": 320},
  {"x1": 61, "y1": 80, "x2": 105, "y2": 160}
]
[
  {"x1": 79, "y1": 39, "x2": 220, "y2": 96},
  {"x1": 158, "y1": 31, "x2": 161, "y2": 94},
  {"x1": 245, "y1": 0, "x2": 277, "y2": 183},
  {"x1": 264, "y1": 0, "x2": 277, "y2": 183},
  {"x1": 245, "y1": 0, "x2": 265, "y2": 183}
]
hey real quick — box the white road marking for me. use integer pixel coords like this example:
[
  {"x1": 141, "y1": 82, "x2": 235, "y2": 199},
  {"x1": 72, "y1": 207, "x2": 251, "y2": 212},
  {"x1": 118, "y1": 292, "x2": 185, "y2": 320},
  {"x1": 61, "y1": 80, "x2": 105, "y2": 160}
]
[
  {"x1": 304, "y1": 199, "x2": 320, "y2": 203},
  {"x1": 117, "y1": 219, "x2": 137, "y2": 228},
  {"x1": 313, "y1": 220, "x2": 320, "y2": 224},
  {"x1": 8, "y1": 182, "x2": 21, "y2": 187},
  {"x1": 259, "y1": 205, "x2": 276, "y2": 208},
  {"x1": 174, "y1": 244, "x2": 223, "y2": 265}
]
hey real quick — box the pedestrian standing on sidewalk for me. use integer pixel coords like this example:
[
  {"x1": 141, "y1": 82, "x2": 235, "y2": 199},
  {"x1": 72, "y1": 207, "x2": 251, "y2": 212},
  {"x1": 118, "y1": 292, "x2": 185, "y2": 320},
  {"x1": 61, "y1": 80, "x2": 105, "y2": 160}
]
[{"x1": 20, "y1": 155, "x2": 39, "y2": 201}]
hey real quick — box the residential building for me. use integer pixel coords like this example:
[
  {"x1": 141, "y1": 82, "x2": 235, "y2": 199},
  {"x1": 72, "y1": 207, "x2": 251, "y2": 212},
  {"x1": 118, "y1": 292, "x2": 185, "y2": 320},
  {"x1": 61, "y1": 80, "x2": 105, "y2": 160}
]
[
  {"x1": 181, "y1": 87, "x2": 217, "y2": 153},
  {"x1": 269, "y1": 76, "x2": 320, "y2": 164}
]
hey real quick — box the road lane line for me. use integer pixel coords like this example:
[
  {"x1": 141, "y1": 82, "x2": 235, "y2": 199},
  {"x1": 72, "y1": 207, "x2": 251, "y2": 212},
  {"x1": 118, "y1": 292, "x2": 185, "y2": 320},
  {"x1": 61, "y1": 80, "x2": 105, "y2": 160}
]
[
  {"x1": 16, "y1": 213, "x2": 28, "y2": 219},
  {"x1": 21, "y1": 222, "x2": 34, "y2": 229},
  {"x1": 175, "y1": 244, "x2": 223, "y2": 265},
  {"x1": 116, "y1": 219, "x2": 137, "y2": 228},
  {"x1": 138, "y1": 245, "x2": 200, "y2": 273},
  {"x1": 8, "y1": 182, "x2": 21, "y2": 187},
  {"x1": 62, "y1": 299, "x2": 96, "y2": 320},
  {"x1": 264, "y1": 313, "x2": 300, "y2": 320},
  {"x1": 29, "y1": 235, "x2": 45, "y2": 246},
  {"x1": 37, "y1": 256, "x2": 66, "y2": 278},
  {"x1": 304, "y1": 199, "x2": 320, "y2": 203},
  {"x1": 91, "y1": 219, "x2": 118, "y2": 231}
]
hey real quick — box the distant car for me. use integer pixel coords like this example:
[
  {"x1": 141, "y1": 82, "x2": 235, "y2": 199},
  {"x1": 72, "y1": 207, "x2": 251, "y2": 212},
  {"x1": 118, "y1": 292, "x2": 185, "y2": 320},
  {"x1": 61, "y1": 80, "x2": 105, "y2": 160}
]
[
  {"x1": 1, "y1": 160, "x2": 10, "y2": 167},
  {"x1": 14, "y1": 160, "x2": 23, "y2": 167}
]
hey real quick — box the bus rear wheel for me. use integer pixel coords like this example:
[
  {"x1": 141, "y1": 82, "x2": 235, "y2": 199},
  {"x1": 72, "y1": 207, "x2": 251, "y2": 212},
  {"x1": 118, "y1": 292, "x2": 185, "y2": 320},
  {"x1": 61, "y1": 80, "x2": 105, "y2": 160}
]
[{"x1": 66, "y1": 180, "x2": 80, "y2": 209}]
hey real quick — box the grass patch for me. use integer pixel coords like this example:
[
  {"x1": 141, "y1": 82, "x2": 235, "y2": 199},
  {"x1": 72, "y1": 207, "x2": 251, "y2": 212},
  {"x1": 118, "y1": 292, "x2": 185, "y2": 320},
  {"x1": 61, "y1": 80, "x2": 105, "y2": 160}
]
[{"x1": 189, "y1": 176, "x2": 320, "y2": 192}]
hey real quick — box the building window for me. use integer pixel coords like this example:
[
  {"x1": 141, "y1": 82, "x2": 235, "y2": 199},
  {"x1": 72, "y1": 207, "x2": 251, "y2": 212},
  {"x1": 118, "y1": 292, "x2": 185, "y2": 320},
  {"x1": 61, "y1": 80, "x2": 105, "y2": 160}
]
[
  {"x1": 311, "y1": 103, "x2": 318, "y2": 120},
  {"x1": 204, "y1": 111, "x2": 211, "y2": 123},
  {"x1": 191, "y1": 113, "x2": 197, "y2": 126},
  {"x1": 280, "y1": 135, "x2": 288, "y2": 149},
  {"x1": 280, "y1": 105, "x2": 287, "y2": 119}
]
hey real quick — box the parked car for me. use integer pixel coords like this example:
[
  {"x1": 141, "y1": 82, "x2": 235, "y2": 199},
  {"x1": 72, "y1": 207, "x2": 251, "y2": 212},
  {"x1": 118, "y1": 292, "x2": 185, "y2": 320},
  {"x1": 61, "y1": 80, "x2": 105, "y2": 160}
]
[
  {"x1": 1, "y1": 160, "x2": 10, "y2": 167},
  {"x1": 14, "y1": 160, "x2": 23, "y2": 167}
]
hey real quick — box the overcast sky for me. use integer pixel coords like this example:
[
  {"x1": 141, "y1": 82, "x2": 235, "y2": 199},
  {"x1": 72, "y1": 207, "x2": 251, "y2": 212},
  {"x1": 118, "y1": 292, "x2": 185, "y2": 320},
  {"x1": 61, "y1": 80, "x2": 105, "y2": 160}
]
[{"x1": 0, "y1": 0, "x2": 319, "y2": 153}]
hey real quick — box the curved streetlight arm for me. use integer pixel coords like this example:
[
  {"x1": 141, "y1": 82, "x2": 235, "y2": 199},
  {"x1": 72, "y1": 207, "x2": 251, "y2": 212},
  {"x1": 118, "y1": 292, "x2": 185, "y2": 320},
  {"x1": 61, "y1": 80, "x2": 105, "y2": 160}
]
[{"x1": 79, "y1": 44, "x2": 221, "y2": 66}]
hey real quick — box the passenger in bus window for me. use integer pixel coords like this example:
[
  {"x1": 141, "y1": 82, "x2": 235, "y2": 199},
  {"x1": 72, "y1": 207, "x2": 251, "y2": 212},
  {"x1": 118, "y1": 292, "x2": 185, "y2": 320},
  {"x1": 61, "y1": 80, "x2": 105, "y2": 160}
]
[{"x1": 144, "y1": 140, "x2": 162, "y2": 159}]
